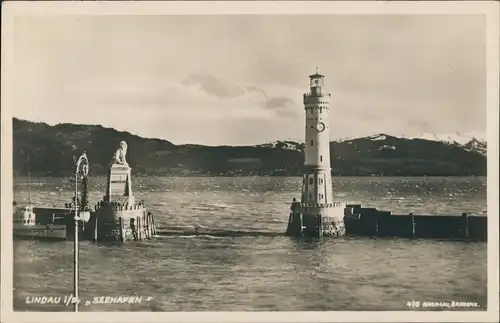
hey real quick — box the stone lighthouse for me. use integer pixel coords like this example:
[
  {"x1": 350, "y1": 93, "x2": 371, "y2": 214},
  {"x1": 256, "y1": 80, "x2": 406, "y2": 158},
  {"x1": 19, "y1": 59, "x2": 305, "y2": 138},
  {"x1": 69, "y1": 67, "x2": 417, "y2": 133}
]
[{"x1": 285, "y1": 68, "x2": 346, "y2": 237}]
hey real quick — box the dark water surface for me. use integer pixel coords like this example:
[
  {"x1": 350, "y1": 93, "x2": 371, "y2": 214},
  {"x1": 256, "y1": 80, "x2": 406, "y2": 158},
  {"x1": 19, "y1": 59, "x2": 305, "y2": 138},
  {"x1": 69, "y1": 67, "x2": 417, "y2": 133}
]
[{"x1": 13, "y1": 176, "x2": 487, "y2": 311}]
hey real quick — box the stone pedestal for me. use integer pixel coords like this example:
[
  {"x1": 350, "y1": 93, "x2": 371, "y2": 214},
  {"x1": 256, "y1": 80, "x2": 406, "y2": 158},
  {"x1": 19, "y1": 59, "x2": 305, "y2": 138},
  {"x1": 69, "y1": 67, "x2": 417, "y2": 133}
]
[
  {"x1": 86, "y1": 141, "x2": 157, "y2": 242},
  {"x1": 105, "y1": 164, "x2": 134, "y2": 204},
  {"x1": 89, "y1": 162, "x2": 157, "y2": 242}
]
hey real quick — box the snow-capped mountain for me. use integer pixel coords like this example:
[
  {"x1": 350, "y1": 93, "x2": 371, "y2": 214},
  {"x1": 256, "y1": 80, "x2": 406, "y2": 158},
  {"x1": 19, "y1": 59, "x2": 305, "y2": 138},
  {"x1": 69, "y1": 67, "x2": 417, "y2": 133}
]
[
  {"x1": 13, "y1": 117, "x2": 486, "y2": 177},
  {"x1": 257, "y1": 140, "x2": 304, "y2": 152},
  {"x1": 362, "y1": 133, "x2": 389, "y2": 141},
  {"x1": 259, "y1": 133, "x2": 487, "y2": 157},
  {"x1": 399, "y1": 132, "x2": 486, "y2": 145},
  {"x1": 463, "y1": 138, "x2": 487, "y2": 156},
  {"x1": 362, "y1": 133, "x2": 487, "y2": 156}
]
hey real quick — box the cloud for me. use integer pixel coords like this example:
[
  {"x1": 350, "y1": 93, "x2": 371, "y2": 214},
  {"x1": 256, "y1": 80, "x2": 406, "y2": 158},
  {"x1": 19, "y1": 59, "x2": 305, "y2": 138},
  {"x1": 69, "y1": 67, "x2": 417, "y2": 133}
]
[
  {"x1": 181, "y1": 73, "x2": 245, "y2": 98},
  {"x1": 262, "y1": 97, "x2": 298, "y2": 118},
  {"x1": 263, "y1": 97, "x2": 294, "y2": 110},
  {"x1": 9, "y1": 14, "x2": 486, "y2": 145},
  {"x1": 244, "y1": 86, "x2": 268, "y2": 99}
]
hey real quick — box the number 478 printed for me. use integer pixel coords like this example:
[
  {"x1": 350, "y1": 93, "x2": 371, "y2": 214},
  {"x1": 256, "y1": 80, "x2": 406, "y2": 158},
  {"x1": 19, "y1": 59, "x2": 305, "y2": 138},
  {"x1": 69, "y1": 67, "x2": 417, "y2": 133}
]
[{"x1": 407, "y1": 300, "x2": 421, "y2": 308}]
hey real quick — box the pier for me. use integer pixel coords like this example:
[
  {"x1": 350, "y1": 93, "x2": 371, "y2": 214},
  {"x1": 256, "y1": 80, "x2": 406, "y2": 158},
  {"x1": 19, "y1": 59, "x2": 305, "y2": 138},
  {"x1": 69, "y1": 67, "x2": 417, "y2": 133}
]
[
  {"x1": 286, "y1": 201, "x2": 486, "y2": 241},
  {"x1": 343, "y1": 205, "x2": 487, "y2": 241}
]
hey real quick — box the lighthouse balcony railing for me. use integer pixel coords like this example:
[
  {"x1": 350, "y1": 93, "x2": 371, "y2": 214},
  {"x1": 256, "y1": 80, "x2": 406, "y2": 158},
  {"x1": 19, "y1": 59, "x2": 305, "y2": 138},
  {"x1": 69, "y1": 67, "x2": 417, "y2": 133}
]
[
  {"x1": 303, "y1": 93, "x2": 331, "y2": 98},
  {"x1": 94, "y1": 200, "x2": 146, "y2": 212},
  {"x1": 298, "y1": 201, "x2": 346, "y2": 208}
]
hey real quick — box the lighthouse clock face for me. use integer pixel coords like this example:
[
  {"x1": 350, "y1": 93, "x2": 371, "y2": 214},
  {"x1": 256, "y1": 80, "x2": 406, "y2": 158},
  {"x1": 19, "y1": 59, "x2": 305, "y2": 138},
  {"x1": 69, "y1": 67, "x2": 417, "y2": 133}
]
[{"x1": 316, "y1": 122, "x2": 326, "y2": 132}]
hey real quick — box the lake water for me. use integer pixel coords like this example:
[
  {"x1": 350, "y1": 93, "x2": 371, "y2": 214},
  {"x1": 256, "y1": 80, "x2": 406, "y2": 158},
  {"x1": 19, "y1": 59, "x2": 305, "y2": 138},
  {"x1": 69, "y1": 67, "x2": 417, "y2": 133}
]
[{"x1": 13, "y1": 176, "x2": 487, "y2": 311}]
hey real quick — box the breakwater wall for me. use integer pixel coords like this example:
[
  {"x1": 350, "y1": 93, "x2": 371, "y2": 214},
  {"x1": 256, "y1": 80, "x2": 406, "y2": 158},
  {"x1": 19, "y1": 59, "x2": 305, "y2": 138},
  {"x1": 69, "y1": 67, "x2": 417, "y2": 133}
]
[{"x1": 344, "y1": 205, "x2": 487, "y2": 241}]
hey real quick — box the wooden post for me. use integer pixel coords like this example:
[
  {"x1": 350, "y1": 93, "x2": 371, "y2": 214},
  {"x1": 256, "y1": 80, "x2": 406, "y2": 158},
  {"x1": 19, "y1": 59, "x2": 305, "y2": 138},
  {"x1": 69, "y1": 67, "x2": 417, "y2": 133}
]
[
  {"x1": 147, "y1": 213, "x2": 151, "y2": 238},
  {"x1": 136, "y1": 217, "x2": 140, "y2": 241},
  {"x1": 299, "y1": 213, "x2": 304, "y2": 236},
  {"x1": 148, "y1": 213, "x2": 152, "y2": 238},
  {"x1": 147, "y1": 214, "x2": 150, "y2": 237},
  {"x1": 375, "y1": 213, "x2": 379, "y2": 235},
  {"x1": 138, "y1": 216, "x2": 141, "y2": 241},
  {"x1": 144, "y1": 212, "x2": 149, "y2": 239},
  {"x1": 151, "y1": 213, "x2": 156, "y2": 235},
  {"x1": 411, "y1": 215, "x2": 415, "y2": 238},
  {"x1": 148, "y1": 213, "x2": 152, "y2": 236},
  {"x1": 148, "y1": 213, "x2": 151, "y2": 239},
  {"x1": 94, "y1": 215, "x2": 98, "y2": 242}
]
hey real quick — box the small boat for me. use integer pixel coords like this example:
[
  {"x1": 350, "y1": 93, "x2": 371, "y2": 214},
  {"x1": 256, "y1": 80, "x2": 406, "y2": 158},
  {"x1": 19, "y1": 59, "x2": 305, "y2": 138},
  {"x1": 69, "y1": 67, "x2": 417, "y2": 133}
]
[
  {"x1": 13, "y1": 157, "x2": 67, "y2": 241},
  {"x1": 13, "y1": 203, "x2": 67, "y2": 241}
]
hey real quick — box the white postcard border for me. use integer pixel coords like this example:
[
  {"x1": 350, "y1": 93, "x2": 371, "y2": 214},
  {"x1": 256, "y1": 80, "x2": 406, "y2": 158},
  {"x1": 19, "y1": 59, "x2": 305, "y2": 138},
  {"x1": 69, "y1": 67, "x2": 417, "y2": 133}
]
[{"x1": 1, "y1": 1, "x2": 499, "y2": 323}]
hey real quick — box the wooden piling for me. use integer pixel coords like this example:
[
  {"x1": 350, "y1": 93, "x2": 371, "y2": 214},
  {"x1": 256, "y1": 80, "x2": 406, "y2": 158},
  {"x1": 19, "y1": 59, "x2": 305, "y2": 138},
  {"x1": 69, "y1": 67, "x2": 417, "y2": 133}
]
[
  {"x1": 137, "y1": 217, "x2": 140, "y2": 241},
  {"x1": 150, "y1": 213, "x2": 157, "y2": 235},
  {"x1": 94, "y1": 216, "x2": 98, "y2": 242},
  {"x1": 411, "y1": 214, "x2": 415, "y2": 238},
  {"x1": 148, "y1": 213, "x2": 152, "y2": 236},
  {"x1": 144, "y1": 211, "x2": 149, "y2": 239},
  {"x1": 299, "y1": 213, "x2": 304, "y2": 236},
  {"x1": 148, "y1": 212, "x2": 152, "y2": 238},
  {"x1": 138, "y1": 216, "x2": 142, "y2": 241},
  {"x1": 147, "y1": 213, "x2": 151, "y2": 236}
]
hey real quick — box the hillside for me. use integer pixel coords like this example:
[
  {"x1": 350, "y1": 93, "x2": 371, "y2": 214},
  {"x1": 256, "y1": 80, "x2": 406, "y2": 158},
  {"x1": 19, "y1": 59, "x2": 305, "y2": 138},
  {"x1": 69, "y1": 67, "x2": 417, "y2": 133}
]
[{"x1": 12, "y1": 118, "x2": 487, "y2": 177}]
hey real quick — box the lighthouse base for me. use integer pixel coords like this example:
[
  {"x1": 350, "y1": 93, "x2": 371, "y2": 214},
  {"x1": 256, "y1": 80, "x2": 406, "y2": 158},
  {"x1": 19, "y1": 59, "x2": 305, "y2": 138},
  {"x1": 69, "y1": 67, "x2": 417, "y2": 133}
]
[
  {"x1": 321, "y1": 215, "x2": 346, "y2": 237},
  {"x1": 88, "y1": 201, "x2": 157, "y2": 242},
  {"x1": 286, "y1": 201, "x2": 346, "y2": 238}
]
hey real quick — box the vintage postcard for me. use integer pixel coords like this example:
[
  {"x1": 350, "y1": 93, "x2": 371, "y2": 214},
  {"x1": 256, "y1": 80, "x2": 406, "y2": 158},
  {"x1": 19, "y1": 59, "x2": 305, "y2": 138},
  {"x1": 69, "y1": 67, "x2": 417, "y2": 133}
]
[{"x1": 1, "y1": 1, "x2": 499, "y2": 322}]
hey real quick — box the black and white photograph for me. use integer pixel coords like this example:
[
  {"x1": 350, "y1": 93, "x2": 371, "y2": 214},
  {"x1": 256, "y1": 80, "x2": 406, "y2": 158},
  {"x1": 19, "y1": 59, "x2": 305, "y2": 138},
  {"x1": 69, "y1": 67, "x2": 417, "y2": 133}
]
[{"x1": 1, "y1": 1, "x2": 499, "y2": 322}]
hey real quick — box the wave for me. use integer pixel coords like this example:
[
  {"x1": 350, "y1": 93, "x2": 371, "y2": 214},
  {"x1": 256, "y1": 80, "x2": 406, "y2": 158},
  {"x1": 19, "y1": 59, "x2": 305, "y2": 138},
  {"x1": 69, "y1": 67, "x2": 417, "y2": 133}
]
[
  {"x1": 155, "y1": 228, "x2": 281, "y2": 238},
  {"x1": 159, "y1": 234, "x2": 226, "y2": 240},
  {"x1": 190, "y1": 202, "x2": 232, "y2": 211}
]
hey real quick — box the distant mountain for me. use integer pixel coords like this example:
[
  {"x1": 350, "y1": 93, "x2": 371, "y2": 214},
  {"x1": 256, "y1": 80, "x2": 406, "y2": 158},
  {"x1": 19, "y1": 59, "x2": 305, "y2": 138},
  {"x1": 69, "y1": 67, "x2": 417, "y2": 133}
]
[
  {"x1": 463, "y1": 137, "x2": 487, "y2": 156},
  {"x1": 256, "y1": 140, "x2": 304, "y2": 152},
  {"x1": 12, "y1": 118, "x2": 487, "y2": 177}
]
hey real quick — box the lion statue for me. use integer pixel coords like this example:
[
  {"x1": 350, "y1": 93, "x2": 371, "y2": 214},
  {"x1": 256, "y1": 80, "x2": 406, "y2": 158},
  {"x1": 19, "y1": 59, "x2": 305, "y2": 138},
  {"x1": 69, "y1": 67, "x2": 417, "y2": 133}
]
[{"x1": 111, "y1": 140, "x2": 128, "y2": 166}]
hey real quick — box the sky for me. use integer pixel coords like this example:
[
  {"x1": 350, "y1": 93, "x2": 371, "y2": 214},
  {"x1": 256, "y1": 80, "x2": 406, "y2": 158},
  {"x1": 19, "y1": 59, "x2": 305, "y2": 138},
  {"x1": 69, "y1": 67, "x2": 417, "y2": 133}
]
[{"x1": 10, "y1": 14, "x2": 486, "y2": 146}]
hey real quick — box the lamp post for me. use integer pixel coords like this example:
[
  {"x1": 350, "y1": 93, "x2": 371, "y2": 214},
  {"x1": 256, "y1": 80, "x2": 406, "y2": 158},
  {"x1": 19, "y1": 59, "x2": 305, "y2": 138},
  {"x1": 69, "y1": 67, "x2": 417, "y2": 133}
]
[{"x1": 73, "y1": 153, "x2": 89, "y2": 312}]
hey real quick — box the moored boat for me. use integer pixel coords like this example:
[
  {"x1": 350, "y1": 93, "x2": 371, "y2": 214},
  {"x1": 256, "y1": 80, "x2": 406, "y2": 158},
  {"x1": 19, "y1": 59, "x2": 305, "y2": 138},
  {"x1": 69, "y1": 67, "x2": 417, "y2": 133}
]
[
  {"x1": 13, "y1": 203, "x2": 67, "y2": 241},
  {"x1": 13, "y1": 157, "x2": 68, "y2": 241}
]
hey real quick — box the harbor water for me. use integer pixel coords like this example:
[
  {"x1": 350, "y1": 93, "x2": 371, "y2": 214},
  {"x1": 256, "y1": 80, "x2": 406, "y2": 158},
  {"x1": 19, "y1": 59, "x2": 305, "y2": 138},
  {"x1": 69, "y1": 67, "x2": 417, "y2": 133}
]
[{"x1": 13, "y1": 176, "x2": 487, "y2": 311}]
